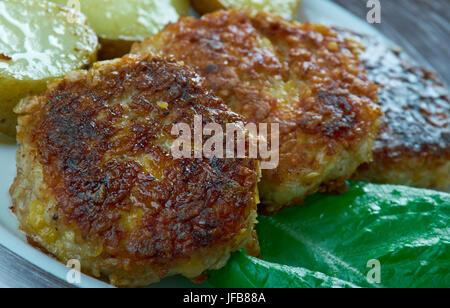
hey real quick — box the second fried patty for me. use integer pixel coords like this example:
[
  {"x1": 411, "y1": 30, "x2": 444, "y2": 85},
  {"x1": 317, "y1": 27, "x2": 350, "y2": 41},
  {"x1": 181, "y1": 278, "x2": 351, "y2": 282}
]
[{"x1": 132, "y1": 10, "x2": 382, "y2": 213}]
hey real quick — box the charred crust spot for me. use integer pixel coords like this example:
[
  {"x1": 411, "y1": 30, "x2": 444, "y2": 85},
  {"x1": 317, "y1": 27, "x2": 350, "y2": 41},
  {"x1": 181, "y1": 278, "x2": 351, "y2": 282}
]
[
  {"x1": 298, "y1": 92, "x2": 358, "y2": 138},
  {"x1": 25, "y1": 56, "x2": 259, "y2": 264},
  {"x1": 0, "y1": 53, "x2": 11, "y2": 61},
  {"x1": 206, "y1": 65, "x2": 219, "y2": 73}
]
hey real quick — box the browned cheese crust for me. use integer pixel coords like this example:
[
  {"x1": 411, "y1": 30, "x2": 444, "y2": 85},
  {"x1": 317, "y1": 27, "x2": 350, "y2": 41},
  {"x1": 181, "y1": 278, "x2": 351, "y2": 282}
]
[
  {"x1": 132, "y1": 10, "x2": 382, "y2": 213},
  {"x1": 336, "y1": 29, "x2": 450, "y2": 191},
  {"x1": 10, "y1": 55, "x2": 260, "y2": 287}
]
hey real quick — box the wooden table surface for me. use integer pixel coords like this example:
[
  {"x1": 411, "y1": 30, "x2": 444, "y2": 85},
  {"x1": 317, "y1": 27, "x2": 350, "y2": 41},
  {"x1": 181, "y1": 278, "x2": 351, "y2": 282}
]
[
  {"x1": 332, "y1": 0, "x2": 450, "y2": 85},
  {"x1": 0, "y1": 0, "x2": 448, "y2": 288}
]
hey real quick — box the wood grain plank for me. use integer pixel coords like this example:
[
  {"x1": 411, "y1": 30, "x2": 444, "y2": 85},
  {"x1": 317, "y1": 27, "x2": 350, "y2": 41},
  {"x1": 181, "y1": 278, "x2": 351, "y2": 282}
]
[
  {"x1": 0, "y1": 244, "x2": 75, "y2": 288},
  {"x1": 332, "y1": 0, "x2": 450, "y2": 85}
]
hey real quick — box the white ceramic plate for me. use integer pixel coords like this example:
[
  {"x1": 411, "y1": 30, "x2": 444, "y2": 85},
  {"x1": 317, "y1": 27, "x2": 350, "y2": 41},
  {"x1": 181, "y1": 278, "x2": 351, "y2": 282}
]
[{"x1": 0, "y1": 0, "x2": 388, "y2": 288}]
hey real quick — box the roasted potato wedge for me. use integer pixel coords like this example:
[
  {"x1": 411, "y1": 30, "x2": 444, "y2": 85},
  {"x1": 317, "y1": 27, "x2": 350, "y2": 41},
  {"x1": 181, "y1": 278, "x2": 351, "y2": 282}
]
[
  {"x1": 191, "y1": 0, "x2": 301, "y2": 20},
  {"x1": 50, "y1": 0, "x2": 190, "y2": 59},
  {"x1": 0, "y1": 0, "x2": 98, "y2": 140}
]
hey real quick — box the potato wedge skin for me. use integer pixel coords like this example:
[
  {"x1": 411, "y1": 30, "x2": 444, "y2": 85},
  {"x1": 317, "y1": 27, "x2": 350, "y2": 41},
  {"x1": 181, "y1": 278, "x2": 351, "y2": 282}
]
[
  {"x1": 191, "y1": 0, "x2": 301, "y2": 20},
  {"x1": 97, "y1": 38, "x2": 135, "y2": 61},
  {"x1": 0, "y1": 0, "x2": 98, "y2": 139},
  {"x1": 0, "y1": 79, "x2": 48, "y2": 140},
  {"x1": 191, "y1": 0, "x2": 225, "y2": 14}
]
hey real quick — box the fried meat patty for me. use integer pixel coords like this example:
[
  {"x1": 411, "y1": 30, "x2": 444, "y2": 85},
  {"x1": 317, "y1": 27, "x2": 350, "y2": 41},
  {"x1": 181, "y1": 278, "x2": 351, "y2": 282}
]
[
  {"x1": 132, "y1": 10, "x2": 382, "y2": 213},
  {"x1": 336, "y1": 30, "x2": 450, "y2": 191},
  {"x1": 10, "y1": 56, "x2": 260, "y2": 287}
]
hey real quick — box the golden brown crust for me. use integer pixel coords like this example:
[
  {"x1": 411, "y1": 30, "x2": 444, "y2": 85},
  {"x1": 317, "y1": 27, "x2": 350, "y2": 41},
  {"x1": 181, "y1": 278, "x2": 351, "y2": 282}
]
[
  {"x1": 11, "y1": 55, "x2": 259, "y2": 286},
  {"x1": 335, "y1": 29, "x2": 450, "y2": 191},
  {"x1": 132, "y1": 10, "x2": 382, "y2": 212}
]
